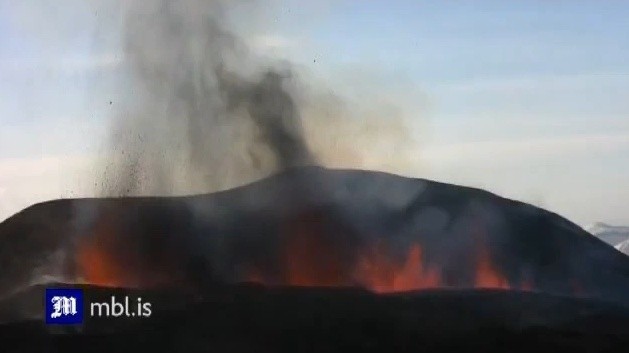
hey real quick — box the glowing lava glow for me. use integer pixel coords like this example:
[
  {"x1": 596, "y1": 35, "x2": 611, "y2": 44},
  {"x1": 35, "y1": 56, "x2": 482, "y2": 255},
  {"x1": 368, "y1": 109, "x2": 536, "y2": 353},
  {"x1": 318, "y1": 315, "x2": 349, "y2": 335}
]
[
  {"x1": 77, "y1": 211, "x2": 519, "y2": 294},
  {"x1": 356, "y1": 243, "x2": 441, "y2": 293},
  {"x1": 76, "y1": 222, "x2": 132, "y2": 287},
  {"x1": 244, "y1": 212, "x2": 516, "y2": 293},
  {"x1": 77, "y1": 242, "x2": 127, "y2": 287},
  {"x1": 75, "y1": 216, "x2": 179, "y2": 289},
  {"x1": 280, "y1": 212, "x2": 348, "y2": 287},
  {"x1": 247, "y1": 237, "x2": 513, "y2": 293},
  {"x1": 474, "y1": 246, "x2": 510, "y2": 290}
]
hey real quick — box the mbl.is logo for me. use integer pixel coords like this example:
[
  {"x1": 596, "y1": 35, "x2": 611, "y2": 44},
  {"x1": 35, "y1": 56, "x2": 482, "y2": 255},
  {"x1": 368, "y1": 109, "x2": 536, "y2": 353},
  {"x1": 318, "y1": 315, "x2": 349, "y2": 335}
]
[{"x1": 45, "y1": 288, "x2": 84, "y2": 324}]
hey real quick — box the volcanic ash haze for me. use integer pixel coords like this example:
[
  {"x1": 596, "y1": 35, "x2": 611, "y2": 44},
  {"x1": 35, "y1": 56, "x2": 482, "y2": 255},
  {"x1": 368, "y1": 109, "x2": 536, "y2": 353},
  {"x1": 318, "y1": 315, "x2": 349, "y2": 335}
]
[
  {"x1": 99, "y1": 0, "x2": 421, "y2": 199},
  {"x1": 101, "y1": 0, "x2": 307, "y2": 197}
]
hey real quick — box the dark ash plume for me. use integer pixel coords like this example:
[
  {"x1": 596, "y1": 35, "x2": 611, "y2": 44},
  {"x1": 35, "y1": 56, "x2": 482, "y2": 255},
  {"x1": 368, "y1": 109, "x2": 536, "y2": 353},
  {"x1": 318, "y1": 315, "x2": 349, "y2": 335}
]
[
  {"x1": 101, "y1": 0, "x2": 316, "y2": 197},
  {"x1": 220, "y1": 70, "x2": 315, "y2": 170}
]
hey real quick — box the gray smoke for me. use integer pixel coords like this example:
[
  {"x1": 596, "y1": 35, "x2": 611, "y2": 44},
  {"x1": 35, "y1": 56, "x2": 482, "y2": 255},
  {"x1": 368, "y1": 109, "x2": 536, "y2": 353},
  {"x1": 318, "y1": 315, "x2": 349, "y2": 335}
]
[{"x1": 102, "y1": 0, "x2": 316, "y2": 197}]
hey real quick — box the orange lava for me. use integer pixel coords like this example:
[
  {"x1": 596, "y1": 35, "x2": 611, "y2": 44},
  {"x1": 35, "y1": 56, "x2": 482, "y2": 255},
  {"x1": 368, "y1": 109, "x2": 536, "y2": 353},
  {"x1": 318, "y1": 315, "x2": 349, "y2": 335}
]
[
  {"x1": 76, "y1": 221, "x2": 132, "y2": 287},
  {"x1": 75, "y1": 214, "x2": 178, "y2": 289},
  {"x1": 78, "y1": 210, "x2": 520, "y2": 294},
  {"x1": 244, "y1": 212, "x2": 515, "y2": 293},
  {"x1": 474, "y1": 245, "x2": 510, "y2": 290},
  {"x1": 280, "y1": 212, "x2": 347, "y2": 287},
  {"x1": 356, "y1": 243, "x2": 441, "y2": 293}
]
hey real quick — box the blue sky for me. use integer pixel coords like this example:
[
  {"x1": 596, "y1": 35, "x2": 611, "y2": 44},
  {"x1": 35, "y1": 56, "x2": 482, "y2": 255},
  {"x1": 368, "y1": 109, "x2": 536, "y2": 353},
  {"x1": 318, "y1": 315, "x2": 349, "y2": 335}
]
[{"x1": 1, "y1": 0, "x2": 628, "y2": 227}]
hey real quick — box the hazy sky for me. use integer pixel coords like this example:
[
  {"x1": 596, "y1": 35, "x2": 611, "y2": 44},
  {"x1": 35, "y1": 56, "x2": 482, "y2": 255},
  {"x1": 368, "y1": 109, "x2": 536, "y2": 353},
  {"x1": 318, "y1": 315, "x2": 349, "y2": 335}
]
[{"x1": 1, "y1": 1, "x2": 628, "y2": 227}]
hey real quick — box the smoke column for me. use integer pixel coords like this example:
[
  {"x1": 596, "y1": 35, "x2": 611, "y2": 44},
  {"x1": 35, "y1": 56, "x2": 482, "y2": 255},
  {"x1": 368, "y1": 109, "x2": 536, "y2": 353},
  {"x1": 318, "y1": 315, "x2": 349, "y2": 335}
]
[{"x1": 101, "y1": 0, "x2": 317, "y2": 197}]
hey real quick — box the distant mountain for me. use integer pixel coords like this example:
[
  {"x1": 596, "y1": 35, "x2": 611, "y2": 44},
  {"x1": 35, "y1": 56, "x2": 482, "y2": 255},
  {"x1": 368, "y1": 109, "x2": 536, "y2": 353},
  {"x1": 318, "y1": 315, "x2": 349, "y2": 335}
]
[
  {"x1": 587, "y1": 223, "x2": 629, "y2": 247},
  {"x1": 616, "y1": 239, "x2": 629, "y2": 256}
]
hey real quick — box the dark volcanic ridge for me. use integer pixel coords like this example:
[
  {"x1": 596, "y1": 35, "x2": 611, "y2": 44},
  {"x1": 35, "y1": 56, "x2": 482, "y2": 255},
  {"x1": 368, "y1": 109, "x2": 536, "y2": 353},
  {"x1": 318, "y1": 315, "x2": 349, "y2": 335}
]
[{"x1": 1, "y1": 167, "x2": 629, "y2": 312}]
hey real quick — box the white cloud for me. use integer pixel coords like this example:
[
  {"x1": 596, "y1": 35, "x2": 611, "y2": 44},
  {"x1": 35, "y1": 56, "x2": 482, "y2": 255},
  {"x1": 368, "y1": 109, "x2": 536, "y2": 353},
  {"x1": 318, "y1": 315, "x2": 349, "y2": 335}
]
[{"x1": 423, "y1": 133, "x2": 629, "y2": 166}]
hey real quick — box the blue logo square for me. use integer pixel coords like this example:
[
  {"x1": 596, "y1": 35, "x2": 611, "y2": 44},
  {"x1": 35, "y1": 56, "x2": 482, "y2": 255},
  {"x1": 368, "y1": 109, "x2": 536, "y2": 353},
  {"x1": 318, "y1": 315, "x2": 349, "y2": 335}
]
[{"x1": 45, "y1": 288, "x2": 84, "y2": 325}]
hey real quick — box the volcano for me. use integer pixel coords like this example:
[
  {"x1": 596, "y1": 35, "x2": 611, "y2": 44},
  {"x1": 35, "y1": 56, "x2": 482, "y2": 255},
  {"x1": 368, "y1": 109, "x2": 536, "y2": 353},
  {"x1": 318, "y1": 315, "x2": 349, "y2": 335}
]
[
  {"x1": 2, "y1": 166, "x2": 629, "y2": 301},
  {"x1": 1, "y1": 167, "x2": 629, "y2": 351}
]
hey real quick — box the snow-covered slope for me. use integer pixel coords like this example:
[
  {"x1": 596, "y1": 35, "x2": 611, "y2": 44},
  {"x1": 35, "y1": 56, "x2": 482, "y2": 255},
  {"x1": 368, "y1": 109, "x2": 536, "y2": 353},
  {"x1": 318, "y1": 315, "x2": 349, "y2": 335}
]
[
  {"x1": 616, "y1": 239, "x2": 629, "y2": 256},
  {"x1": 587, "y1": 223, "x2": 629, "y2": 247}
]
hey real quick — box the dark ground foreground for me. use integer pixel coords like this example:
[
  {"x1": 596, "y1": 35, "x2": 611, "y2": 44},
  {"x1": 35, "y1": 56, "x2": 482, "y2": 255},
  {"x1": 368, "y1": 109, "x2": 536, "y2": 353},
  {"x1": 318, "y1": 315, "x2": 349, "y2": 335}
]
[{"x1": 1, "y1": 284, "x2": 629, "y2": 353}]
